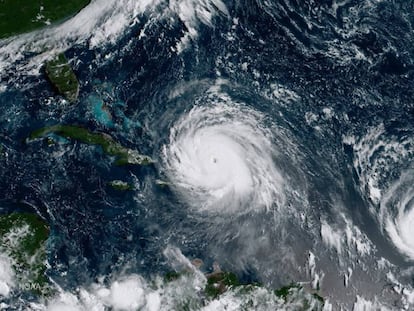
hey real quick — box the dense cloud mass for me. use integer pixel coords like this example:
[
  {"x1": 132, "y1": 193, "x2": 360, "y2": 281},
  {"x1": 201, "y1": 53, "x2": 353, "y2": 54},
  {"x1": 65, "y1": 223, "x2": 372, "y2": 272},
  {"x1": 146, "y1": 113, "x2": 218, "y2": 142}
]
[{"x1": 1, "y1": 0, "x2": 414, "y2": 310}]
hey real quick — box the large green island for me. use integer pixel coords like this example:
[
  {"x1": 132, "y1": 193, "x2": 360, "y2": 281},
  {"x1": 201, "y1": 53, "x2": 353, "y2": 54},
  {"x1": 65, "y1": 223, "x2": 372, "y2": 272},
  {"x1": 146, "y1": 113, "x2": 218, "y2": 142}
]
[{"x1": 29, "y1": 124, "x2": 155, "y2": 166}]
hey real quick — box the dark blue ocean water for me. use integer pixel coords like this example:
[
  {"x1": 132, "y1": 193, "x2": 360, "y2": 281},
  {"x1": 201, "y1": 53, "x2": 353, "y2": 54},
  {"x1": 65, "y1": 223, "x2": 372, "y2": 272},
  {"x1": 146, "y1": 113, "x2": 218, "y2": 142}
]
[{"x1": 1, "y1": 0, "x2": 414, "y2": 309}]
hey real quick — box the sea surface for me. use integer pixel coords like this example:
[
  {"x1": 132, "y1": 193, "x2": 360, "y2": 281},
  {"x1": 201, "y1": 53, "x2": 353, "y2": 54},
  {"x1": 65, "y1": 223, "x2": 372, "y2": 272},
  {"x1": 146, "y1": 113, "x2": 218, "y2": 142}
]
[{"x1": 1, "y1": 0, "x2": 414, "y2": 310}]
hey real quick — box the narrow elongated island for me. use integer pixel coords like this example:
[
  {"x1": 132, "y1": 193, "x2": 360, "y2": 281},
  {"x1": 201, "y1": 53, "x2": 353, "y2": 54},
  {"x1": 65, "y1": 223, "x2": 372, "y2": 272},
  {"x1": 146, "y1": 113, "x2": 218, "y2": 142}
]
[{"x1": 29, "y1": 124, "x2": 155, "y2": 166}]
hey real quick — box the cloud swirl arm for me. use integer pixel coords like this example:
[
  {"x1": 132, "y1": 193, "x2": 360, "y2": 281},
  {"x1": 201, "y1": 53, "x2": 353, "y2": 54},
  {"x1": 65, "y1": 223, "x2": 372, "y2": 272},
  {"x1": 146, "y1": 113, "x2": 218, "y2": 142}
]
[{"x1": 161, "y1": 94, "x2": 285, "y2": 214}]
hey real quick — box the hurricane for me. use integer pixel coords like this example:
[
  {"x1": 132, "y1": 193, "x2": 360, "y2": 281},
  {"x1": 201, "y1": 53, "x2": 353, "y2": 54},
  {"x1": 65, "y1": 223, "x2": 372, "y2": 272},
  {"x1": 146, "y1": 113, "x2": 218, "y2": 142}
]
[
  {"x1": 380, "y1": 172, "x2": 414, "y2": 261},
  {"x1": 162, "y1": 89, "x2": 284, "y2": 214},
  {"x1": 3, "y1": 0, "x2": 414, "y2": 310}
]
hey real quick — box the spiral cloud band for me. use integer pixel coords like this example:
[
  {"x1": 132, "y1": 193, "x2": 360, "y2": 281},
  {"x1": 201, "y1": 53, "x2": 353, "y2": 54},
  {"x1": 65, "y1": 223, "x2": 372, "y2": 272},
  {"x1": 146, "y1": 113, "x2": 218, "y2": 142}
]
[
  {"x1": 381, "y1": 172, "x2": 414, "y2": 260},
  {"x1": 162, "y1": 93, "x2": 284, "y2": 214}
]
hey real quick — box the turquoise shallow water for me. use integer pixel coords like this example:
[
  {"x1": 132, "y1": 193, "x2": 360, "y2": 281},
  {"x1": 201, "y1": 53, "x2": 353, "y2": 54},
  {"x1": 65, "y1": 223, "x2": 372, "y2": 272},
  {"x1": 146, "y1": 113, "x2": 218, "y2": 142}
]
[{"x1": 1, "y1": 0, "x2": 414, "y2": 309}]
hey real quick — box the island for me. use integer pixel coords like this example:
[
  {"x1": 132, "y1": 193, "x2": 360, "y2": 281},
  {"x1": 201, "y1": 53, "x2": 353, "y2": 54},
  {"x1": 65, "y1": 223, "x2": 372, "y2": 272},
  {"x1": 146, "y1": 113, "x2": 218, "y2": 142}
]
[
  {"x1": 108, "y1": 180, "x2": 134, "y2": 191},
  {"x1": 29, "y1": 125, "x2": 155, "y2": 166}
]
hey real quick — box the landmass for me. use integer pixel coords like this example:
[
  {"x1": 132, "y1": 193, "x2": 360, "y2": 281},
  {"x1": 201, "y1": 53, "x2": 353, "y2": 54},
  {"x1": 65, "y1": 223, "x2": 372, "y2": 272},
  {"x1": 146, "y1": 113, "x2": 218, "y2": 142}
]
[
  {"x1": 29, "y1": 125, "x2": 155, "y2": 166},
  {"x1": 164, "y1": 261, "x2": 325, "y2": 309},
  {"x1": 45, "y1": 53, "x2": 79, "y2": 102},
  {"x1": 155, "y1": 179, "x2": 170, "y2": 188},
  {"x1": 0, "y1": 213, "x2": 50, "y2": 296},
  {"x1": 0, "y1": 0, "x2": 90, "y2": 38},
  {"x1": 108, "y1": 180, "x2": 134, "y2": 191}
]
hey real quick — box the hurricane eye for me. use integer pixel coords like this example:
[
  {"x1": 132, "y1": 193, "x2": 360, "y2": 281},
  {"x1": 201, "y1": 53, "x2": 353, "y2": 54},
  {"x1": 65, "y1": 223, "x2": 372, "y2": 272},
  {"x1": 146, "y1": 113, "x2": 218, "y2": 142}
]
[{"x1": 162, "y1": 99, "x2": 285, "y2": 214}]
